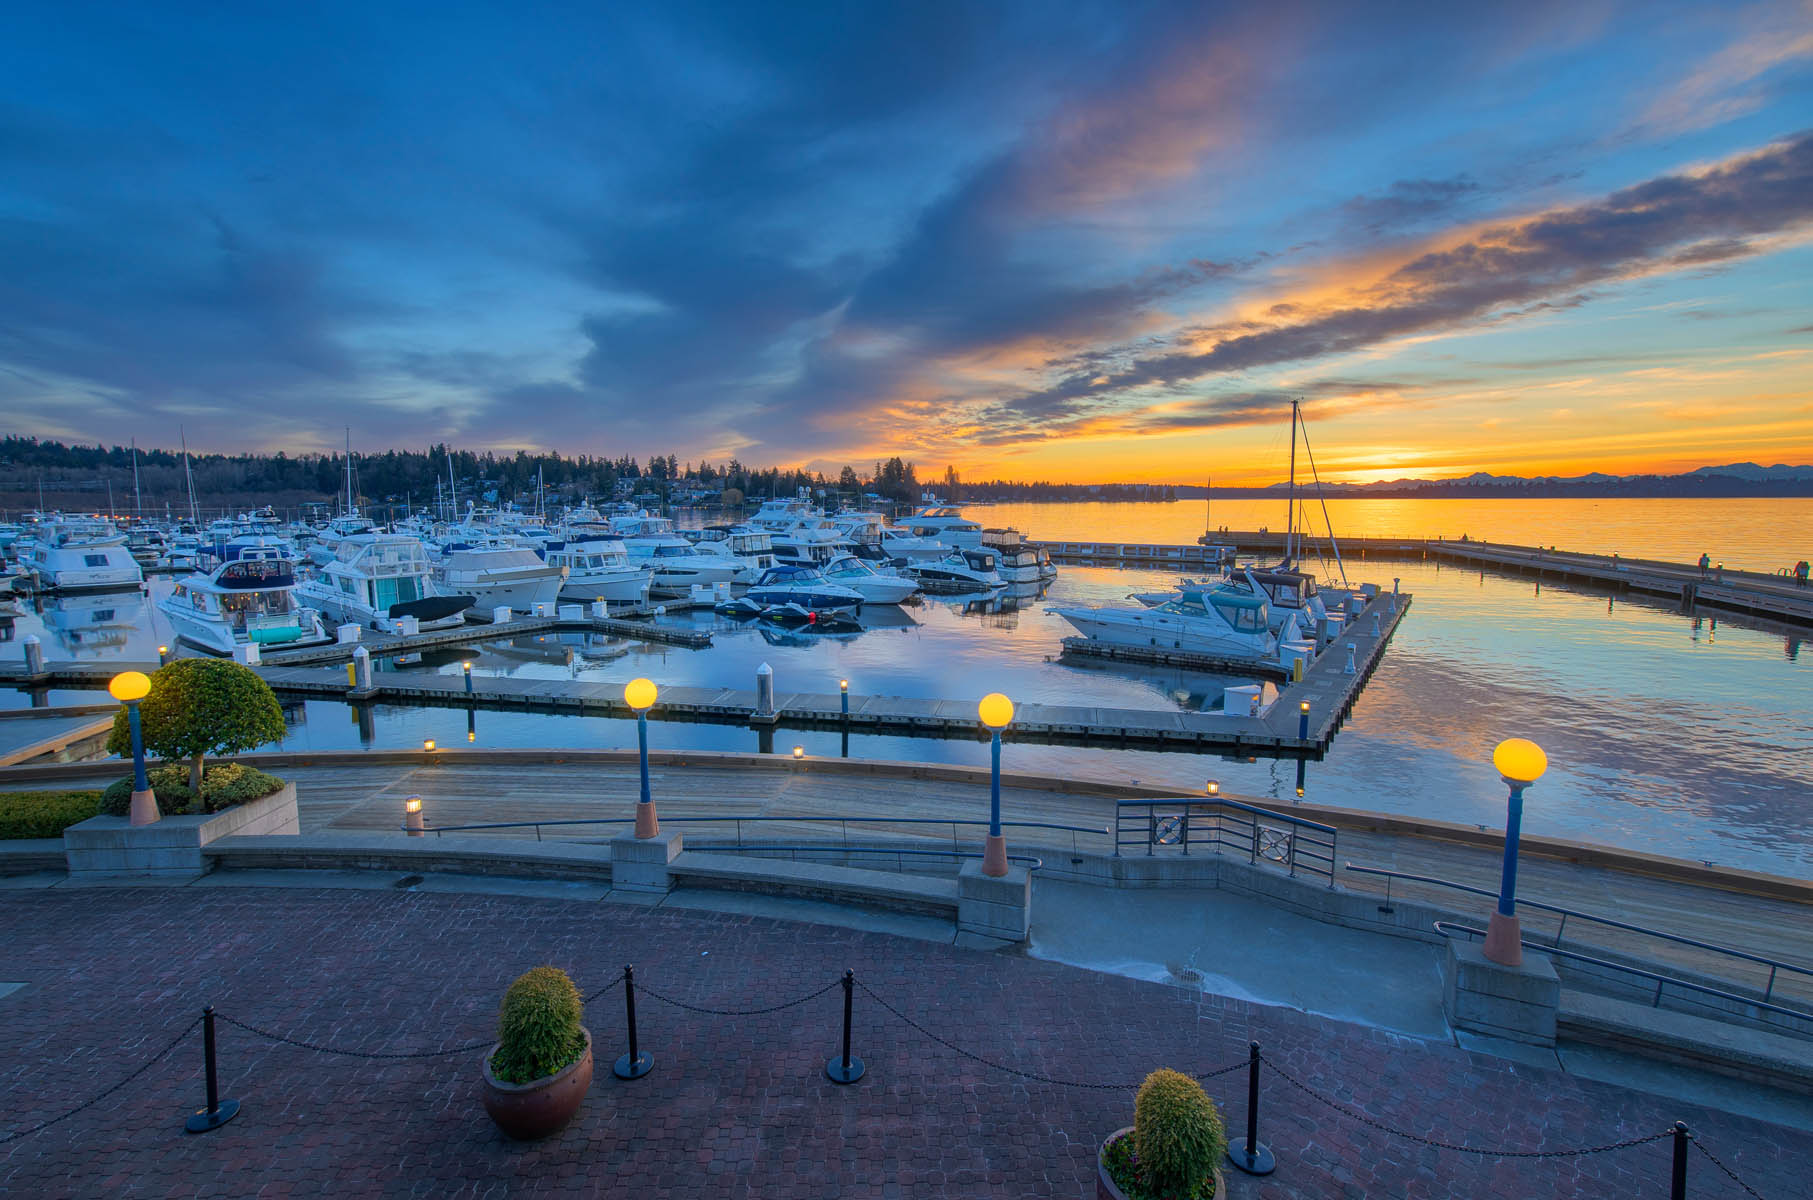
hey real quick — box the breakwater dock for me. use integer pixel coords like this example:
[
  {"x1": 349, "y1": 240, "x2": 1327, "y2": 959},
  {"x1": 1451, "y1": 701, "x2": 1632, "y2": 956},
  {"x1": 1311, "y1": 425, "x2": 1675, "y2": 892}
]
[{"x1": 1036, "y1": 534, "x2": 1813, "y2": 625}]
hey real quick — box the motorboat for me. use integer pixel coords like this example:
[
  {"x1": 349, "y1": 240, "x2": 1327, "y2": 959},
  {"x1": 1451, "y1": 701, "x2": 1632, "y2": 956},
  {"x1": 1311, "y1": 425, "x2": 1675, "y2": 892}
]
[
  {"x1": 308, "y1": 512, "x2": 379, "y2": 566},
  {"x1": 903, "y1": 548, "x2": 1001, "y2": 591},
  {"x1": 610, "y1": 513, "x2": 740, "y2": 592},
  {"x1": 545, "y1": 535, "x2": 651, "y2": 605},
  {"x1": 429, "y1": 539, "x2": 568, "y2": 618},
  {"x1": 902, "y1": 504, "x2": 982, "y2": 551},
  {"x1": 873, "y1": 524, "x2": 948, "y2": 563},
  {"x1": 757, "y1": 602, "x2": 862, "y2": 631},
  {"x1": 817, "y1": 554, "x2": 920, "y2": 604},
  {"x1": 158, "y1": 552, "x2": 331, "y2": 655},
  {"x1": 980, "y1": 528, "x2": 1049, "y2": 584},
  {"x1": 743, "y1": 566, "x2": 864, "y2": 612},
  {"x1": 1134, "y1": 568, "x2": 1328, "y2": 635},
  {"x1": 125, "y1": 525, "x2": 167, "y2": 566},
  {"x1": 685, "y1": 525, "x2": 776, "y2": 583},
  {"x1": 16, "y1": 519, "x2": 145, "y2": 592},
  {"x1": 160, "y1": 533, "x2": 208, "y2": 572},
  {"x1": 296, "y1": 533, "x2": 474, "y2": 632},
  {"x1": 1051, "y1": 582, "x2": 1277, "y2": 660}
]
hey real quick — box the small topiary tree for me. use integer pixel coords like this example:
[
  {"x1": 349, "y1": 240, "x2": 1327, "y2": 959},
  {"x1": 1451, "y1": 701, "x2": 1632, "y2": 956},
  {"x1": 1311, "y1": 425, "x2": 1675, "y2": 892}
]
[
  {"x1": 106, "y1": 659, "x2": 286, "y2": 793},
  {"x1": 1134, "y1": 1068, "x2": 1227, "y2": 1197},
  {"x1": 490, "y1": 966, "x2": 586, "y2": 1084}
]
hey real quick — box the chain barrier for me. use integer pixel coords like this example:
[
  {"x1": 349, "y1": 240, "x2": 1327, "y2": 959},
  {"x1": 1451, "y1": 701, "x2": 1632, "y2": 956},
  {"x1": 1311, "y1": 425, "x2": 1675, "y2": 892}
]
[
  {"x1": 1262, "y1": 1054, "x2": 1674, "y2": 1159},
  {"x1": 582, "y1": 975, "x2": 624, "y2": 1004},
  {"x1": 855, "y1": 979, "x2": 1244, "y2": 1091},
  {"x1": 1692, "y1": 1138, "x2": 1768, "y2": 1199},
  {"x1": 0, "y1": 1015, "x2": 201, "y2": 1145},
  {"x1": 634, "y1": 976, "x2": 841, "y2": 1017},
  {"x1": 215, "y1": 1013, "x2": 492, "y2": 1060}
]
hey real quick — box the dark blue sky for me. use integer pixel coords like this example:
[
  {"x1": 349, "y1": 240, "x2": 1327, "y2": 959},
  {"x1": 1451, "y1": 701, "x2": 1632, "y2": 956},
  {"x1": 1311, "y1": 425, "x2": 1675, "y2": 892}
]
[{"x1": 3, "y1": 1, "x2": 1811, "y2": 481}]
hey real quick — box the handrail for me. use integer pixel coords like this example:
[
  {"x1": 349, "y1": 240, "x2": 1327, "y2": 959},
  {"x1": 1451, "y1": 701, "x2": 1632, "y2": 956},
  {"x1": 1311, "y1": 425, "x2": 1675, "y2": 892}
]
[
  {"x1": 1115, "y1": 795, "x2": 1338, "y2": 835},
  {"x1": 690, "y1": 844, "x2": 1044, "y2": 871},
  {"x1": 1348, "y1": 862, "x2": 1812, "y2": 1002},
  {"x1": 1434, "y1": 921, "x2": 1813, "y2": 1027},
  {"x1": 419, "y1": 815, "x2": 1105, "y2": 837}
]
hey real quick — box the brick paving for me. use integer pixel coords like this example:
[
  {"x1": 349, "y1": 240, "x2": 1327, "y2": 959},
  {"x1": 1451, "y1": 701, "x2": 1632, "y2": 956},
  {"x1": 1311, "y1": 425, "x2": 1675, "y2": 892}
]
[{"x1": 0, "y1": 887, "x2": 1798, "y2": 1198}]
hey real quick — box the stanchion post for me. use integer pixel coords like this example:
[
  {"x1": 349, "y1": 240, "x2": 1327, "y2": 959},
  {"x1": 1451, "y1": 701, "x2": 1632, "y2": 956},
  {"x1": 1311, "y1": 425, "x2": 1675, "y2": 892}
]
[
  {"x1": 184, "y1": 1006, "x2": 241, "y2": 1132},
  {"x1": 1225, "y1": 1041, "x2": 1275, "y2": 1175},
  {"x1": 613, "y1": 965, "x2": 653, "y2": 1080},
  {"x1": 1297, "y1": 700, "x2": 1310, "y2": 740},
  {"x1": 1671, "y1": 1122, "x2": 1688, "y2": 1200},
  {"x1": 825, "y1": 968, "x2": 865, "y2": 1084}
]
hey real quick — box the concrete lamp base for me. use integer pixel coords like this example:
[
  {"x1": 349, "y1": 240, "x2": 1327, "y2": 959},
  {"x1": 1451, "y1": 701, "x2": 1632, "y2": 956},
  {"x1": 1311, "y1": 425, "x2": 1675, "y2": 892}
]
[
  {"x1": 981, "y1": 834, "x2": 1008, "y2": 877},
  {"x1": 634, "y1": 802, "x2": 660, "y2": 840},
  {"x1": 128, "y1": 788, "x2": 160, "y2": 827},
  {"x1": 1482, "y1": 911, "x2": 1523, "y2": 966}
]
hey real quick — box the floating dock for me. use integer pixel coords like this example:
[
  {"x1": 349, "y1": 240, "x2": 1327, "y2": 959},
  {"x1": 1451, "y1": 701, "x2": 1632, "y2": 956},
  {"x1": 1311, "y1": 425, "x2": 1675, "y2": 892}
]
[{"x1": 256, "y1": 611, "x2": 712, "y2": 665}]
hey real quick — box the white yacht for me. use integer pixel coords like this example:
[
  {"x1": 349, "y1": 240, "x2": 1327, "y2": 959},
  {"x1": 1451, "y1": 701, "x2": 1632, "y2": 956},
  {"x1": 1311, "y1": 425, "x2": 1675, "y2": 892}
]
[
  {"x1": 686, "y1": 525, "x2": 776, "y2": 583},
  {"x1": 742, "y1": 566, "x2": 864, "y2": 612},
  {"x1": 429, "y1": 539, "x2": 568, "y2": 618},
  {"x1": 610, "y1": 513, "x2": 740, "y2": 592},
  {"x1": 980, "y1": 528, "x2": 1051, "y2": 585},
  {"x1": 904, "y1": 548, "x2": 1002, "y2": 590},
  {"x1": 159, "y1": 553, "x2": 332, "y2": 655},
  {"x1": 1051, "y1": 582, "x2": 1276, "y2": 660},
  {"x1": 902, "y1": 504, "x2": 983, "y2": 551},
  {"x1": 308, "y1": 512, "x2": 379, "y2": 566},
  {"x1": 17, "y1": 520, "x2": 145, "y2": 592},
  {"x1": 546, "y1": 535, "x2": 651, "y2": 605},
  {"x1": 874, "y1": 524, "x2": 948, "y2": 563},
  {"x1": 818, "y1": 554, "x2": 921, "y2": 604},
  {"x1": 296, "y1": 534, "x2": 475, "y2": 632}
]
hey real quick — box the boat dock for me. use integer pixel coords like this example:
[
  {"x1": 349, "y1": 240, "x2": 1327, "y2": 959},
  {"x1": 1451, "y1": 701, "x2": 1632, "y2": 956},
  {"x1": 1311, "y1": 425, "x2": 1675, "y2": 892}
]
[{"x1": 255, "y1": 610, "x2": 712, "y2": 666}]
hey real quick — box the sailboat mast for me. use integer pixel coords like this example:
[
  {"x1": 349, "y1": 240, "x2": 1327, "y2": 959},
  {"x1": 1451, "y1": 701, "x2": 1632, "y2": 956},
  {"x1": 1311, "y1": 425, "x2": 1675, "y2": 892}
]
[
  {"x1": 446, "y1": 450, "x2": 457, "y2": 520},
  {"x1": 343, "y1": 428, "x2": 354, "y2": 517},
  {"x1": 1286, "y1": 398, "x2": 1299, "y2": 565},
  {"x1": 131, "y1": 439, "x2": 142, "y2": 519},
  {"x1": 181, "y1": 427, "x2": 199, "y2": 523}
]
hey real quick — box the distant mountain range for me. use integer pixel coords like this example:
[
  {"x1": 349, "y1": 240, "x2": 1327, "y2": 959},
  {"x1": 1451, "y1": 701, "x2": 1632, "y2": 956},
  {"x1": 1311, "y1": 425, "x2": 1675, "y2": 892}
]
[{"x1": 1179, "y1": 464, "x2": 1813, "y2": 499}]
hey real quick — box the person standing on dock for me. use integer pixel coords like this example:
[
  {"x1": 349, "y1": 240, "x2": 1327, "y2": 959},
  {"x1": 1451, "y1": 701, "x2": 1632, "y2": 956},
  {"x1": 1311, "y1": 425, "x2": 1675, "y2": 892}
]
[
  {"x1": 1797, "y1": 560, "x2": 1809, "y2": 587},
  {"x1": 1699, "y1": 552, "x2": 1711, "y2": 578}
]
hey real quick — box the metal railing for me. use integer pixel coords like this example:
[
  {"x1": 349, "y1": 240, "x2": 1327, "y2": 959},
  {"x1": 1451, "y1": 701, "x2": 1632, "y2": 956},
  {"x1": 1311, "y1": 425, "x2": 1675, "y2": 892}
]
[
  {"x1": 415, "y1": 814, "x2": 1105, "y2": 861},
  {"x1": 1347, "y1": 863, "x2": 1813, "y2": 1007},
  {"x1": 1113, "y1": 797, "x2": 1338, "y2": 886},
  {"x1": 1434, "y1": 922, "x2": 1813, "y2": 1033},
  {"x1": 688, "y1": 844, "x2": 1045, "y2": 872}
]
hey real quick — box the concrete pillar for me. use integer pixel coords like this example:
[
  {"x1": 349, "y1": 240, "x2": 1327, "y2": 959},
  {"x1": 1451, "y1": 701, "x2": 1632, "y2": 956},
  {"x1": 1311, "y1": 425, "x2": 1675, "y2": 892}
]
[
  {"x1": 351, "y1": 645, "x2": 372, "y2": 692},
  {"x1": 1443, "y1": 939, "x2": 1559, "y2": 1046},
  {"x1": 752, "y1": 662, "x2": 778, "y2": 724},
  {"x1": 21, "y1": 634, "x2": 43, "y2": 676},
  {"x1": 958, "y1": 860, "x2": 1031, "y2": 943},
  {"x1": 610, "y1": 830, "x2": 684, "y2": 893}
]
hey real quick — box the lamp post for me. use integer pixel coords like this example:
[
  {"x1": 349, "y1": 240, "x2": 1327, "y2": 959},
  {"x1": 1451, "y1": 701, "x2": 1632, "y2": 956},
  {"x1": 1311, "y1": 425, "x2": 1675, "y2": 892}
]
[
  {"x1": 978, "y1": 692, "x2": 1014, "y2": 876},
  {"x1": 110, "y1": 671, "x2": 157, "y2": 826},
  {"x1": 1483, "y1": 738, "x2": 1548, "y2": 966},
  {"x1": 625, "y1": 677, "x2": 659, "y2": 838}
]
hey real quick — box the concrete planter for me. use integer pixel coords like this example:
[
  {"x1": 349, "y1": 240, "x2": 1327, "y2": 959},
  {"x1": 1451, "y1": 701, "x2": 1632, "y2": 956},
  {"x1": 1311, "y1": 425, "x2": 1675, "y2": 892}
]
[
  {"x1": 64, "y1": 781, "x2": 299, "y2": 878},
  {"x1": 481, "y1": 1028, "x2": 593, "y2": 1140},
  {"x1": 1098, "y1": 1127, "x2": 1227, "y2": 1200}
]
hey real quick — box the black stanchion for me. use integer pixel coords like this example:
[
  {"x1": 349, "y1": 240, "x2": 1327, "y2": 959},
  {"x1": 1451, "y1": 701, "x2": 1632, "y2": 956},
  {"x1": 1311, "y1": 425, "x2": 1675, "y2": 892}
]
[
  {"x1": 825, "y1": 969, "x2": 865, "y2": 1084},
  {"x1": 612, "y1": 965, "x2": 653, "y2": 1080},
  {"x1": 1225, "y1": 1041, "x2": 1275, "y2": 1175},
  {"x1": 184, "y1": 1006, "x2": 240, "y2": 1133},
  {"x1": 1671, "y1": 1122, "x2": 1688, "y2": 1200}
]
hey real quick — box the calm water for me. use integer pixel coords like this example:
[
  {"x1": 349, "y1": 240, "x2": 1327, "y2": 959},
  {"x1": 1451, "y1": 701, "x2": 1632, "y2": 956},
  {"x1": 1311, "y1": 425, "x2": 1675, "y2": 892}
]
[{"x1": 4, "y1": 499, "x2": 1809, "y2": 877}]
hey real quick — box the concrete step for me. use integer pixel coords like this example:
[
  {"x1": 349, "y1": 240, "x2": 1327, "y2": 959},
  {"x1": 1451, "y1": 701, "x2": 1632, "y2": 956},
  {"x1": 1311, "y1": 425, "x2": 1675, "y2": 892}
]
[{"x1": 1560, "y1": 989, "x2": 1813, "y2": 1095}]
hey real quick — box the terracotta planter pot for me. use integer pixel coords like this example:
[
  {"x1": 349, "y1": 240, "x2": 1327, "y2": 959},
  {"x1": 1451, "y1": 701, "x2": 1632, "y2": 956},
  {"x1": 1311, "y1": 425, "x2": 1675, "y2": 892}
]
[
  {"x1": 1097, "y1": 1127, "x2": 1227, "y2": 1200},
  {"x1": 481, "y1": 1027, "x2": 593, "y2": 1140}
]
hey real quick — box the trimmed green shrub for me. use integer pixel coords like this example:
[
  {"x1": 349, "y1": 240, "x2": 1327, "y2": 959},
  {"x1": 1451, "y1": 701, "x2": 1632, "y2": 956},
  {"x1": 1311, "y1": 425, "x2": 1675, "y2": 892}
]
[
  {"x1": 98, "y1": 763, "x2": 282, "y2": 817},
  {"x1": 1132, "y1": 1068, "x2": 1226, "y2": 1198},
  {"x1": 106, "y1": 659, "x2": 285, "y2": 792},
  {"x1": 490, "y1": 967, "x2": 586, "y2": 1084},
  {"x1": 0, "y1": 790, "x2": 103, "y2": 839}
]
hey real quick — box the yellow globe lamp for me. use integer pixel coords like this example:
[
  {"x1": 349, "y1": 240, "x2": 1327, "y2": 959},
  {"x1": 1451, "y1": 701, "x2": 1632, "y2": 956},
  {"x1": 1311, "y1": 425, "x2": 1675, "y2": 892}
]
[
  {"x1": 977, "y1": 692, "x2": 1014, "y2": 730},
  {"x1": 1492, "y1": 738, "x2": 1548, "y2": 786},
  {"x1": 624, "y1": 677, "x2": 658, "y2": 712},
  {"x1": 108, "y1": 671, "x2": 151, "y2": 703}
]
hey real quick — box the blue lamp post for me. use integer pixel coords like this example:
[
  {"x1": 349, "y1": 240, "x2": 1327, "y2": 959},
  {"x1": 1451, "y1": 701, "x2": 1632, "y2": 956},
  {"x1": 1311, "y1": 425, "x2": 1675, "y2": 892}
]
[
  {"x1": 625, "y1": 678, "x2": 660, "y2": 838},
  {"x1": 1483, "y1": 738, "x2": 1547, "y2": 966},
  {"x1": 978, "y1": 692, "x2": 1014, "y2": 876},
  {"x1": 109, "y1": 671, "x2": 157, "y2": 826}
]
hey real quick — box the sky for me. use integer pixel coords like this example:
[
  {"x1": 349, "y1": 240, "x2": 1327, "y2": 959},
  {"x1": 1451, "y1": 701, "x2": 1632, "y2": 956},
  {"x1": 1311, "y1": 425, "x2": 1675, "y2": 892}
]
[{"x1": 2, "y1": 1, "x2": 1811, "y2": 485}]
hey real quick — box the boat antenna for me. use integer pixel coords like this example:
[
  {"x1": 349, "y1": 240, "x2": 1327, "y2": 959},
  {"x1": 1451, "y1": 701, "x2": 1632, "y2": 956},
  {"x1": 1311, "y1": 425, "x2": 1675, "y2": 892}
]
[{"x1": 1297, "y1": 419, "x2": 1349, "y2": 587}]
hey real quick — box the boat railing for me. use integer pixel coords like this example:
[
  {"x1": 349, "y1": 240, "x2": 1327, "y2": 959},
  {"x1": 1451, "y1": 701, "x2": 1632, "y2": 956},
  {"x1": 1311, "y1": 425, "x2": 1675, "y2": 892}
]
[
  {"x1": 1113, "y1": 797, "x2": 1338, "y2": 886},
  {"x1": 1346, "y1": 863, "x2": 1813, "y2": 1006},
  {"x1": 412, "y1": 813, "x2": 1107, "y2": 862},
  {"x1": 1434, "y1": 921, "x2": 1813, "y2": 1033}
]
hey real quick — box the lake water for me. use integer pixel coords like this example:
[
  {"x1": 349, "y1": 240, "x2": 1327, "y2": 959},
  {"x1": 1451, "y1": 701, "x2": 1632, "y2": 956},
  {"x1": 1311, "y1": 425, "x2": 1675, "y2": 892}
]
[{"x1": 4, "y1": 498, "x2": 1809, "y2": 877}]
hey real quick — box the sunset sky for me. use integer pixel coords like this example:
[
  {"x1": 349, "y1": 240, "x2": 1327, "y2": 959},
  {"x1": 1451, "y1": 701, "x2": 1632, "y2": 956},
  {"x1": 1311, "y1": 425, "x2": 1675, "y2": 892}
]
[{"x1": 2, "y1": 2, "x2": 1811, "y2": 484}]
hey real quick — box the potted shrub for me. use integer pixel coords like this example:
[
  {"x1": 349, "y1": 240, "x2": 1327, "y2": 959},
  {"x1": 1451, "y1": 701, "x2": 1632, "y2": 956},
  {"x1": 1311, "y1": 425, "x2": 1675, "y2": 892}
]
[
  {"x1": 481, "y1": 966, "x2": 594, "y2": 1140},
  {"x1": 105, "y1": 659, "x2": 287, "y2": 794},
  {"x1": 1099, "y1": 1068, "x2": 1228, "y2": 1199}
]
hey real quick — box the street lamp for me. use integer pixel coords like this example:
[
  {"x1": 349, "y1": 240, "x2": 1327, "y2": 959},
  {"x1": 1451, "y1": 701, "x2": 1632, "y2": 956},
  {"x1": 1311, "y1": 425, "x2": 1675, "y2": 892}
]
[
  {"x1": 109, "y1": 671, "x2": 157, "y2": 826},
  {"x1": 978, "y1": 692, "x2": 1014, "y2": 876},
  {"x1": 625, "y1": 677, "x2": 659, "y2": 838},
  {"x1": 1483, "y1": 738, "x2": 1547, "y2": 966}
]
